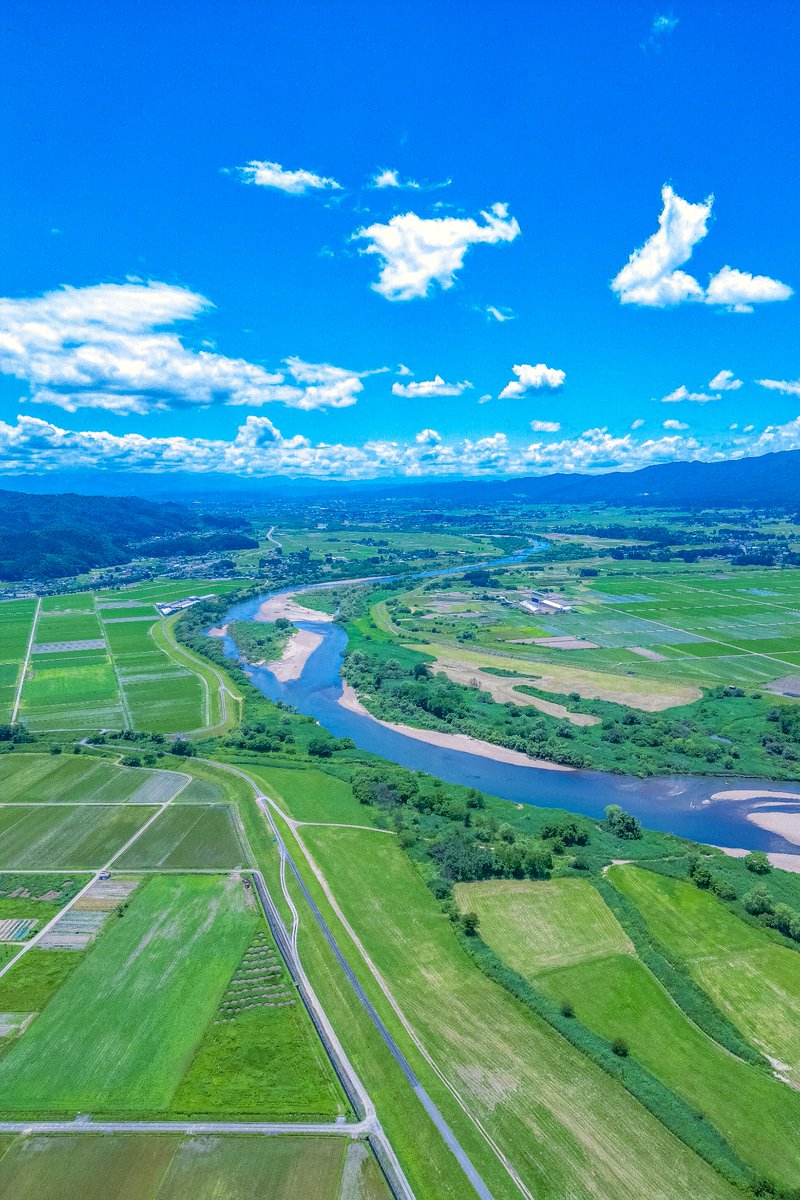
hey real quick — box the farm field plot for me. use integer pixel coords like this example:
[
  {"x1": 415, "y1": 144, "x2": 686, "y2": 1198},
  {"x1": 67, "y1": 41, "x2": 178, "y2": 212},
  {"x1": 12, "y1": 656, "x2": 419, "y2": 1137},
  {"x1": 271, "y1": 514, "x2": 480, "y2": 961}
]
[
  {"x1": 0, "y1": 874, "x2": 257, "y2": 1113},
  {"x1": 33, "y1": 611, "x2": 103, "y2": 644},
  {"x1": 0, "y1": 805, "x2": 156, "y2": 869},
  {"x1": 0, "y1": 600, "x2": 37, "y2": 722},
  {"x1": 0, "y1": 1133, "x2": 389, "y2": 1200},
  {"x1": 239, "y1": 762, "x2": 382, "y2": 826},
  {"x1": 458, "y1": 877, "x2": 800, "y2": 1187},
  {"x1": 116, "y1": 804, "x2": 247, "y2": 869},
  {"x1": 609, "y1": 866, "x2": 800, "y2": 1087},
  {"x1": 0, "y1": 753, "x2": 185, "y2": 805},
  {"x1": 300, "y1": 825, "x2": 739, "y2": 1200}
]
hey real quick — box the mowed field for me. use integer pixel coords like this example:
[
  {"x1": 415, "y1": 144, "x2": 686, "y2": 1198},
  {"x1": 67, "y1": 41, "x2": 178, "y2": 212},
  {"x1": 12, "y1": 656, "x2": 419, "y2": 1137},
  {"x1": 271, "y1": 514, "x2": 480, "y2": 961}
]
[
  {"x1": 15, "y1": 582, "x2": 238, "y2": 734},
  {"x1": 0, "y1": 1133, "x2": 391, "y2": 1200},
  {"x1": 299, "y1": 824, "x2": 739, "y2": 1200},
  {"x1": 0, "y1": 805, "x2": 156, "y2": 869},
  {"x1": 393, "y1": 565, "x2": 800, "y2": 710},
  {"x1": 0, "y1": 753, "x2": 186, "y2": 804},
  {"x1": 610, "y1": 865, "x2": 800, "y2": 1087},
  {"x1": 458, "y1": 877, "x2": 800, "y2": 1187}
]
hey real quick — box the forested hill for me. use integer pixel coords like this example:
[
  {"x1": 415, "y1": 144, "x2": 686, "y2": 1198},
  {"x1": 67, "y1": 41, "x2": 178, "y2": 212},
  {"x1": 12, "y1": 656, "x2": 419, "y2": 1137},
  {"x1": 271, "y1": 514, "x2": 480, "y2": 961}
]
[
  {"x1": 366, "y1": 448, "x2": 800, "y2": 509},
  {"x1": 0, "y1": 490, "x2": 256, "y2": 580}
]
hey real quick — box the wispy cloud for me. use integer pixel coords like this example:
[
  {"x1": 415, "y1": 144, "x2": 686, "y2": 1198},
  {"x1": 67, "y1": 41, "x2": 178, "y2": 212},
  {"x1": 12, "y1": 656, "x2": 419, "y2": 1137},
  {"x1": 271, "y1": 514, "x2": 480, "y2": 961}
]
[
  {"x1": 756, "y1": 378, "x2": 800, "y2": 397},
  {"x1": 530, "y1": 419, "x2": 561, "y2": 433},
  {"x1": 392, "y1": 375, "x2": 473, "y2": 398},
  {"x1": 353, "y1": 203, "x2": 520, "y2": 300},
  {"x1": 485, "y1": 305, "x2": 516, "y2": 322},
  {"x1": 232, "y1": 160, "x2": 341, "y2": 195},
  {"x1": 370, "y1": 168, "x2": 450, "y2": 191},
  {"x1": 499, "y1": 363, "x2": 565, "y2": 399},
  {"x1": 612, "y1": 185, "x2": 792, "y2": 311}
]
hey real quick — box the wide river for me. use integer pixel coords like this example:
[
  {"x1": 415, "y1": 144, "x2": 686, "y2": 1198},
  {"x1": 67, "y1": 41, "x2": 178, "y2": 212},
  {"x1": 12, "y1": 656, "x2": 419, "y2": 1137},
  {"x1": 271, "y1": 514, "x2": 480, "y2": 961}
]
[{"x1": 221, "y1": 552, "x2": 800, "y2": 858}]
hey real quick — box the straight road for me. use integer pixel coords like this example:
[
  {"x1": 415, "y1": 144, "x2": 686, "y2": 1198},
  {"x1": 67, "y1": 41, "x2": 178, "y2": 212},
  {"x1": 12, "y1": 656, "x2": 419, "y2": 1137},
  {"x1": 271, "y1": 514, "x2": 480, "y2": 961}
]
[{"x1": 207, "y1": 759, "x2": 497, "y2": 1200}]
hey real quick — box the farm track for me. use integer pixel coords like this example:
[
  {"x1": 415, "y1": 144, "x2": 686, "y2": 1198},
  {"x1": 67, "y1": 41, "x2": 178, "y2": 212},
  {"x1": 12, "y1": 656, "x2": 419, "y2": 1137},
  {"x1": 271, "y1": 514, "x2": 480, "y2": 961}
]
[
  {"x1": 156, "y1": 616, "x2": 242, "y2": 739},
  {"x1": 0, "y1": 1118, "x2": 371, "y2": 1134},
  {"x1": 206, "y1": 760, "x2": 501, "y2": 1200},
  {"x1": 10, "y1": 598, "x2": 40, "y2": 725}
]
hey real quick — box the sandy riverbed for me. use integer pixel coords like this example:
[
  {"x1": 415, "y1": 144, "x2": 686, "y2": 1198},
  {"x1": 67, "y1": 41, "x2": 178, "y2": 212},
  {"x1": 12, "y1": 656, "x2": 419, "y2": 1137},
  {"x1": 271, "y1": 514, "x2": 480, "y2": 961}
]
[
  {"x1": 207, "y1": 624, "x2": 229, "y2": 638},
  {"x1": 716, "y1": 844, "x2": 800, "y2": 873},
  {"x1": 256, "y1": 593, "x2": 334, "y2": 623},
  {"x1": 710, "y1": 788, "x2": 800, "y2": 802},
  {"x1": 268, "y1": 629, "x2": 325, "y2": 682},
  {"x1": 746, "y1": 810, "x2": 800, "y2": 848},
  {"x1": 338, "y1": 682, "x2": 574, "y2": 771}
]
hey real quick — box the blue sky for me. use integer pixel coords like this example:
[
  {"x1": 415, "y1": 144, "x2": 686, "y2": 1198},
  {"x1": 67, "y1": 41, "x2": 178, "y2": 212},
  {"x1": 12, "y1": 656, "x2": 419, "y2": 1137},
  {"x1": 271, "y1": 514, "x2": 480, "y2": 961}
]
[{"x1": 1, "y1": 0, "x2": 798, "y2": 482}]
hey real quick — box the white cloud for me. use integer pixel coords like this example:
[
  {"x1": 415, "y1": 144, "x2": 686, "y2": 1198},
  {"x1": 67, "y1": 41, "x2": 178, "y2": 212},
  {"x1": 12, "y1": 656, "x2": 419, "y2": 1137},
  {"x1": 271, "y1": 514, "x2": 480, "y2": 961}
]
[
  {"x1": 612, "y1": 185, "x2": 791, "y2": 311},
  {"x1": 353, "y1": 203, "x2": 520, "y2": 301},
  {"x1": 705, "y1": 266, "x2": 793, "y2": 313},
  {"x1": 392, "y1": 375, "x2": 472, "y2": 399},
  {"x1": 370, "y1": 168, "x2": 450, "y2": 191},
  {"x1": 486, "y1": 305, "x2": 516, "y2": 322},
  {"x1": 652, "y1": 14, "x2": 679, "y2": 34},
  {"x1": 499, "y1": 362, "x2": 565, "y2": 399},
  {"x1": 631, "y1": 418, "x2": 645, "y2": 429},
  {"x1": 530, "y1": 419, "x2": 561, "y2": 433},
  {"x1": 5, "y1": 412, "x2": 797, "y2": 481},
  {"x1": 661, "y1": 384, "x2": 720, "y2": 404},
  {"x1": 611, "y1": 185, "x2": 711, "y2": 307},
  {"x1": 756, "y1": 378, "x2": 800, "y2": 397},
  {"x1": 663, "y1": 418, "x2": 688, "y2": 430},
  {"x1": 234, "y1": 160, "x2": 341, "y2": 194},
  {"x1": 0, "y1": 281, "x2": 378, "y2": 414},
  {"x1": 708, "y1": 369, "x2": 743, "y2": 391},
  {"x1": 478, "y1": 394, "x2": 492, "y2": 404},
  {"x1": 396, "y1": 363, "x2": 413, "y2": 376}
]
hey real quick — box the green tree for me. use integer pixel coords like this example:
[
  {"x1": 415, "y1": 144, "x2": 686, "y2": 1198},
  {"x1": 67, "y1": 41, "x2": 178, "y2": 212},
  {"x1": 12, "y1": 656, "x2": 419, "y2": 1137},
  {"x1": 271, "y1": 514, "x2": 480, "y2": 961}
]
[
  {"x1": 605, "y1": 804, "x2": 642, "y2": 840},
  {"x1": 743, "y1": 851, "x2": 772, "y2": 875},
  {"x1": 461, "y1": 911, "x2": 480, "y2": 936}
]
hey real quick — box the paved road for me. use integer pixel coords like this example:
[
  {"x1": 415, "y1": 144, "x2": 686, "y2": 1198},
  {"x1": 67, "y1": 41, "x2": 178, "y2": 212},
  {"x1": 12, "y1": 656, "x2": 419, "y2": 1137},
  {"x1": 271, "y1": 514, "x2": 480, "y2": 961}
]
[{"x1": 209, "y1": 760, "x2": 495, "y2": 1200}]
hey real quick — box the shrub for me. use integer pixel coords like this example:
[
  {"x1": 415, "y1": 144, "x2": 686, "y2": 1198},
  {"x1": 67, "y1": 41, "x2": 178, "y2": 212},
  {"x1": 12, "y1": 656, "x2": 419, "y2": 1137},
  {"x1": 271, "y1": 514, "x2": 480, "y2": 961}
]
[
  {"x1": 744, "y1": 851, "x2": 772, "y2": 875},
  {"x1": 611, "y1": 1036, "x2": 629, "y2": 1057},
  {"x1": 605, "y1": 804, "x2": 642, "y2": 840},
  {"x1": 560, "y1": 999, "x2": 575, "y2": 1018},
  {"x1": 743, "y1": 884, "x2": 773, "y2": 916},
  {"x1": 460, "y1": 911, "x2": 480, "y2": 936}
]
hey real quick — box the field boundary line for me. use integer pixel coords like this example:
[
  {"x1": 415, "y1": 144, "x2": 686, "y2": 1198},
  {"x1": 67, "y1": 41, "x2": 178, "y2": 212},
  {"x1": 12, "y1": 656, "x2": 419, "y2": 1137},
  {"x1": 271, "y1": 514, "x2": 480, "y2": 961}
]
[
  {"x1": 0, "y1": 768, "x2": 191, "y2": 981},
  {"x1": 0, "y1": 1118, "x2": 370, "y2": 1135},
  {"x1": 11, "y1": 597, "x2": 40, "y2": 725}
]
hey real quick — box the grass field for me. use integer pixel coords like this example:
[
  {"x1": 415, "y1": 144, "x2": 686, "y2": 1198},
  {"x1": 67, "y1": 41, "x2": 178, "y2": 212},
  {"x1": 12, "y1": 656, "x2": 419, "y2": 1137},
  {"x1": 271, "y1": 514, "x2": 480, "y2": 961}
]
[
  {"x1": 0, "y1": 600, "x2": 37, "y2": 722},
  {"x1": 116, "y1": 805, "x2": 248, "y2": 869},
  {"x1": 0, "y1": 1133, "x2": 389, "y2": 1200},
  {"x1": 0, "y1": 753, "x2": 185, "y2": 804},
  {"x1": 0, "y1": 804, "x2": 156, "y2": 869},
  {"x1": 298, "y1": 824, "x2": 739, "y2": 1200},
  {"x1": 238, "y1": 762, "x2": 383, "y2": 827},
  {"x1": 609, "y1": 865, "x2": 800, "y2": 1087},
  {"x1": 0, "y1": 875, "x2": 255, "y2": 1113},
  {"x1": 458, "y1": 877, "x2": 800, "y2": 1186}
]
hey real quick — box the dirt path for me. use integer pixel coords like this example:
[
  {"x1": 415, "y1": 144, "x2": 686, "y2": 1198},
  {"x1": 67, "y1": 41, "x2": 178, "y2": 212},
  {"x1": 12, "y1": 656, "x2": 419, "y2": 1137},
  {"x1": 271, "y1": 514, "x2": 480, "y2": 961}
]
[{"x1": 10, "y1": 597, "x2": 40, "y2": 725}]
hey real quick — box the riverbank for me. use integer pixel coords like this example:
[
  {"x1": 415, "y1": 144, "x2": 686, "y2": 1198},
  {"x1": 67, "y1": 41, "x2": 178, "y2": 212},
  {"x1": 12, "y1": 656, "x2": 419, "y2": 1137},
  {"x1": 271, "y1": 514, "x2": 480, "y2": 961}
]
[
  {"x1": 710, "y1": 788, "x2": 800, "y2": 802},
  {"x1": 747, "y1": 810, "x2": 800, "y2": 848},
  {"x1": 268, "y1": 629, "x2": 325, "y2": 682},
  {"x1": 338, "y1": 683, "x2": 574, "y2": 771}
]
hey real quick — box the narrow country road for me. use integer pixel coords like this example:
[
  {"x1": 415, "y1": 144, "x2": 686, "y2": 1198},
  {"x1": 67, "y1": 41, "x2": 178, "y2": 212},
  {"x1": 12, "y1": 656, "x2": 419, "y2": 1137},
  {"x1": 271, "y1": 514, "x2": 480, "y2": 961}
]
[{"x1": 206, "y1": 759, "x2": 498, "y2": 1200}]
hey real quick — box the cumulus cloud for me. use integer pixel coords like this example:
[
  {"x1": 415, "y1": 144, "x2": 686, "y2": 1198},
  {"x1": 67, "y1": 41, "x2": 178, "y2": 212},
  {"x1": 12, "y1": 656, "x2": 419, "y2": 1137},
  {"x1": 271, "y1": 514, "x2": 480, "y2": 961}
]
[
  {"x1": 709, "y1": 369, "x2": 743, "y2": 391},
  {"x1": 353, "y1": 203, "x2": 520, "y2": 301},
  {"x1": 499, "y1": 362, "x2": 565, "y2": 399},
  {"x1": 611, "y1": 185, "x2": 791, "y2": 311},
  {"x1": 3, "y1": 412, "x2": 795, "y2": 481},
  {"x1": 705, "y1": 266, "x2": 793, "y2": 313},
  {"x1": 233, "y1": 160, "x2": 341, "y2": 194},
  {"x1": 391, "y1": 375, "x2": 472, "y2": 399},
  {"x1": 756, "y1": 378, "x2": 800, "y2": 397},
  {"x1": 486, "y1": 305, "x2": 516, "y2": 322},
  {"x1": 661, "y1": 384, "x2": 720, "y2": 404},
  {"x1": 663, "y1": 418, "x2": 688, "y2": 430},
  {"x1": 530, "y1": 420, "x2": 561, "y2": 433},
  {"x1": 0, "y1": 281, "x2": 377, "y2": 414}
]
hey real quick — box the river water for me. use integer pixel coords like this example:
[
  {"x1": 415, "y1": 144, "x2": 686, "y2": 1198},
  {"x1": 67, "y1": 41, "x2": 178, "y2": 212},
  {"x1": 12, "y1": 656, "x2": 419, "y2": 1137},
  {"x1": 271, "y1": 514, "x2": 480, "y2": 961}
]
[{"x1": 220, "y1": 554, "x2": 800, "y2": 858}]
